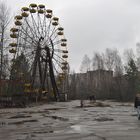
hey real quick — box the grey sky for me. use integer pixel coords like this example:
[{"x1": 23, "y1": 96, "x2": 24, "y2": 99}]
[{"x1": 6, "y1": 0, "x2": 140, "y2": 72}]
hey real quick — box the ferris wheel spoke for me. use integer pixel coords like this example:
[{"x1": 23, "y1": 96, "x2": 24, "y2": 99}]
[
  {"x1": 45, "y1": 25, "x2": 57, "y2": 43},
  {"x1": 42, "y1": 52, "x2": 62, "y2": 73},
  {"x1": 18, "y1": 44, "x2": 36, "y2": 49},
  {"x1": 18, "y1": 36, "x2": 37, "y2": 47},
  {"x1": 53, "y1": 49, "x2": 63, "y2": 53},
  {"x1": 49, "y1": 27, "x2": 58, "y2": 39},
  {"x1": 42, "y1": 14, "x2": 48, "y2": 37},
  {"x1": 48, "y1": 41, "x2": 61, "y2": 47},
  {"x1": 45, "y1": 20, "x2": 51, "y2": 39},
  {"x1": 24, "y1": 50, "x2": 36, "y2": 58},
  {"x1": 37, "y1": 14, "x2": 42, "y2": 37},
  {"x1": 19, "y1": 27, "x2": 37, "y2": 45},
  {"x1": 28, "y1": 56, "x2": 36, "y2": 70},
  {"x1": 38, "y1": 14, "x2": 44, "y2": 37},
  {"x1": 24, "y1": 18, "x2": 40, "y2": 40},
  {"x1": 53, "y1": 59, "x2": 67, "y2": 72},
  {"x1": 23, "y1": 18, "x2": 37, "y2": 39},
  {"x1": 42, "y1": 16, "x2": 46, "y2": 37},
  {"x1": 48, "y1": 39, "x2": 61, "y2": 46},
  {"x1": 30, "y1": 13, "x2": 42, "y2": 38},
  {"x1": 18, "y1": 30, "x2": 37, "y2": 46},
  {"x1": 51, "y1": 33, "x2": 59, "y2": 42},
  {"x1": 53, "y1": 57, "x2": 63, "y2": 67},
  {"x1": 52, "y1": 62, "x2": 60, "y2": 75},
  {"x1": 53, "y1": 56, "x2": 67, "y2": 71},
  {"x1": 53, "y1": 52, "x2": 67, "y2": 62},
  {"x1": 41, "y1": 37, "x2": 52, "y2": 48}
]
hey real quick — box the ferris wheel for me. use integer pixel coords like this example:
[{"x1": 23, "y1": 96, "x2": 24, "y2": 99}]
[{"x1": 9, "y1": 3, "x2": 69, "y2": 101}]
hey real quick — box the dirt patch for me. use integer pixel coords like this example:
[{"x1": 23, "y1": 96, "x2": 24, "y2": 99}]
[
  {"x1": 8, "y1": 119, "x2": 38, "y2": 125},
  {"x1": 95, "y1": 117, "x2": 114, "y2": 122},
  {"x1": 9, "y1": 114, "x2": 32, "y2": 119},
  {"x1": 33, "y1": 130, "x2": 54, "y2": 134},
  {"x1": 45, "y1": 115, "x2": 69, "y2": 121}
]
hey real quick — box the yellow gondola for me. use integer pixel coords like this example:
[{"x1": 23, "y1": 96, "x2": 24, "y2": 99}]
[
  {"x1": 61, "y1": 62, "x2": 68, "y2": 65},
  {"x1": 63, "y1": 50, "x2": 68, "y2": 53},
  {"x1": 58, "y1": 32, "x2": 63, "y2": 35},
  {"x1": 61, "y1": 43, "x2": 67, "y2": 46},
  {"x1": 22, "y1": 7, "x2": 29, "y2": 11},
  {"x1": 46, "y1": 9, "x2": 52, "y2": 13},
  {"x1": 10, "y1": 33, "x2": 18, "y2": 38},
  {"x1": 15, "y1": 15, "x2": 23, "y2": 20},
  {"x1": 9, "y1": 43, "x2": 17, "y2": 47},
  {"x1": 10, "y1": 28, "x2": 19, "y2": 32},
  {"x1": 38, "y1": 9, "x2": 44, "y2": 14},
  {"x1": 62, "y1": 55, "x2": 68, "y2": 58},
  {"x1": 58, "y1": 27, "x2": 64, "y2": 31},
  {"x1": 38, "y1": 4, "x2": 45, "y2": 9},
  {"x1": 53, "y1": 17, "x2": 59, "y2": 21},
  {"x1": 61, "y1": 39, "x2": 67, "y2": 42},
  {"x1": 52, "y1": 22, "x2": 58, "y2": 26},
  {"x1": 46, "y1": 14, "x2": 52, "y2": 18},
  {"x1": 29, "y1": 9, "x2": 36, "y2": 13},
  {"x1": 15, "y1": 21, "x2": 22, "y2": 26},
  {"x1": 30, "y1": 3, "x2": 37, "y2": 8},
  {"x1": 9, "y1": 48, "x2": 16, "y2": 53},
  {"x1": 21, "y1": 12, "x2": 29, "y2": 17}
]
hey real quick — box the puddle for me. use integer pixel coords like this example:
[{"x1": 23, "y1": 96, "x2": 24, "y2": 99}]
[
  {"x1": 69, "y1": 125, "x2": 91, "y2": 133},
  {"x1": 95, "y1": 117, "x2": 114, "y2": 122},
  {"x1": 44, "y1": 107, "x2": 66, "y2": 111},
  {"x1": 45, "y1": 115, "x2": 69, "y2": 121},
  {"x1": 71, "y1": 125, "x2": 82, "y2": 132}
]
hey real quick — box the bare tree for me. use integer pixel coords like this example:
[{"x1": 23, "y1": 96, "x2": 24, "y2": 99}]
[
  {"x1": 104, "y1": 48, "x2": 118, "y2": 71},
  {"x1": 114, "y1": 56, "x2": 123, "y2": 76},
  {"x1": 113, "y1": 50, "x2": 123, "y2": 76},
  {"x1": 80, "y1": 54, "x2": 91, "y2": 73},
  {"x1": 92, "y1": 52, "x2": 104, "y2": 70},
  {"x1": 136, "y1": 44, "x2": 140, "y2": 71},
  {"x1": 136, "y1": 57, "x2": 140, "y2": 71},
  {"x1": 123, "y1": 48, "x2": 135, "y2": 64},
  {"x1": 0, "y1": 1, "x2": 11, "y2": 79}
]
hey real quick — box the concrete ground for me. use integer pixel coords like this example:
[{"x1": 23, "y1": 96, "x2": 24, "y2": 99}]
[{"x1": 0, "y1": 100, "x2": 140, "y2": 140}]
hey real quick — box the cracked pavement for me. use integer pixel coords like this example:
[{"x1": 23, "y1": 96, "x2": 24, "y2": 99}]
[{"x1": 0, "y1": 100, "x2": 140, "y2": 140}]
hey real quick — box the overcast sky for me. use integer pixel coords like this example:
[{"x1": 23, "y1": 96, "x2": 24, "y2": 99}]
[{"x1": 5, "y1": 0, "x2": 140, "y2": 72}]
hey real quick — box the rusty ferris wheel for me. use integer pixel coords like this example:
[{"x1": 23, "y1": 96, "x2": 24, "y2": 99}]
[{"x1": 9, "y1": 3, "x2": 69, "y2": 101}]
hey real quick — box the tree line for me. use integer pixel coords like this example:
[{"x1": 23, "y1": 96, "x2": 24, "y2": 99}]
[{"x1": 69, "y1": 48, "x2": 140, "y2": 102}]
